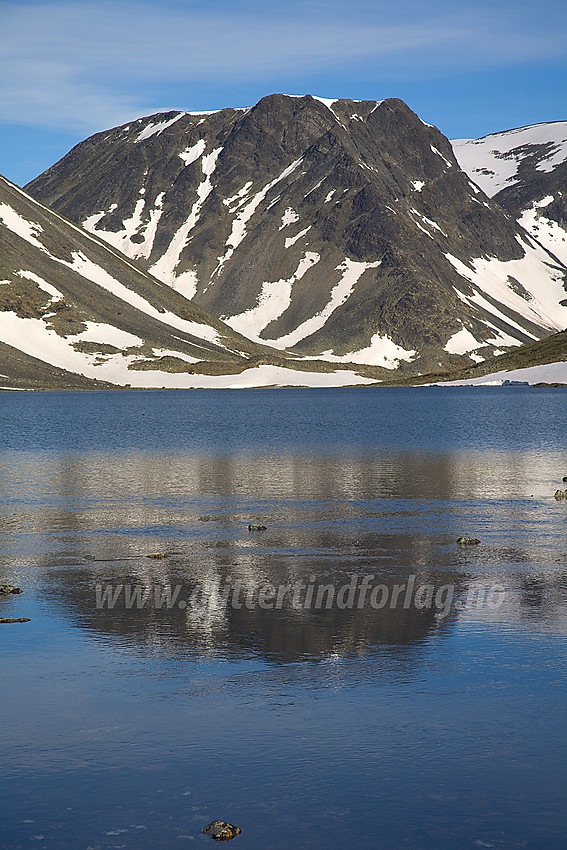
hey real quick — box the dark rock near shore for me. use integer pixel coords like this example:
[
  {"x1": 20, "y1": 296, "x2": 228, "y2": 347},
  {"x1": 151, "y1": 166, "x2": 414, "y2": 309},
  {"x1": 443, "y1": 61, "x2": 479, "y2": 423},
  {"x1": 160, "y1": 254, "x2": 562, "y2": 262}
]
[
  {"x1": 554, "y1": 489, "x2": 567, "y2": 500},
  {"x1": 248, "y1": 524, "x2": 267, "y2": 531},
  {"x1": 457, "y1": 536, "x2": 480, "y2": 545},
  {"x1": 0, "y1": 617, "x2": 31, "y2": 624},
  {"x1": 202, "y1": 821, "x2": 241, "y2": 841},
  {"x1": 0, "y1": 584, "x2": 22, "y2": 595}
]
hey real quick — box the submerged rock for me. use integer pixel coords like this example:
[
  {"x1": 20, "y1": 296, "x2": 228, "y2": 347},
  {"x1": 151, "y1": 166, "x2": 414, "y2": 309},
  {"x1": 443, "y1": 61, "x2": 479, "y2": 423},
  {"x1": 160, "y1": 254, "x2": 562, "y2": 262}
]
[
  {"x1": 0, "y1": 617, "x2": 31, "y2": 624},
  {"x1": 554, "y1": 490, "x2": 567, "y2": 500},
  {"x1": 457, "y1": 536, "x2": 480, "y2": 545},
  {"x1": 0, "y1": 584, "x2": 22, "y2": 595},
  {"x1": 202, "y1": 821, "x2": 241, "y2": 841},
  {"x1": 248, "y1": 524, "x2": 267, "y2": 532},
  {"x1": 147, "y1": 553, "x2": 169, "y2": 559}
]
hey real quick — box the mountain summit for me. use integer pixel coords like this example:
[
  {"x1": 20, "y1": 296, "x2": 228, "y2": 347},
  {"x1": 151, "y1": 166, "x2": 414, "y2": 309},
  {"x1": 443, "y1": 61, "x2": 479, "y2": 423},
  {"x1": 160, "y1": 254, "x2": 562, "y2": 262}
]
[{"x1": 27, "y1": 95, "x2": 567, "y2": 373}]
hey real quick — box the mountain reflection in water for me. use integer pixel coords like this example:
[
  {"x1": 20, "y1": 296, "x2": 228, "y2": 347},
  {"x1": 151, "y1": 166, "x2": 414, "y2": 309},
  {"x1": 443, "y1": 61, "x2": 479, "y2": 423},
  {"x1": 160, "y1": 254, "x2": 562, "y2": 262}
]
[{"x1": 2, "y1": 445, "x2": 565, "y2": 664}]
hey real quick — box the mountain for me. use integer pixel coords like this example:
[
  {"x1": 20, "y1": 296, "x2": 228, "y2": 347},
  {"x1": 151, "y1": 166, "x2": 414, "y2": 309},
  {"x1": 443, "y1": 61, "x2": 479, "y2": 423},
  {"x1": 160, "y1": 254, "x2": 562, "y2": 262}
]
[
  {"x1": 453, "y1": 121, "x2": 567, "y2": 267},
  {"x1": 1, "y1": 173, "x2": 381, "y2": 389},
  {"x1": 26, "y1": 95, "x2": 567, "y2": 375}
]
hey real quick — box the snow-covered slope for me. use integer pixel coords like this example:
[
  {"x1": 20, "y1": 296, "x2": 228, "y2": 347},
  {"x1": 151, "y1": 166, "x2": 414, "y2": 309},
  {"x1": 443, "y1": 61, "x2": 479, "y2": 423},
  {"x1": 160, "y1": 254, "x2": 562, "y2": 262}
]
[
  {"x1": 453, "y1": 122, "x2": 567, "y2": 269},
  {"x1": 26, "y1": 96, "x2": 567, "y2": 374},
  {"x1": 452, "y1": 122, "x2": 567, "y2": 196},
  {"x1": 0, "y1": 173, "x2": 377, "y2": 389}
]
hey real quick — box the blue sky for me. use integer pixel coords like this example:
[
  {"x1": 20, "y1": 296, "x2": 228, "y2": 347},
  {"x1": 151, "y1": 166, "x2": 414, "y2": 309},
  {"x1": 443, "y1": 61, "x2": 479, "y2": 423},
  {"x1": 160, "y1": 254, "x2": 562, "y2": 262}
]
[{"x1": 1, "y1": 0, "x2": 566, "y2": 186}]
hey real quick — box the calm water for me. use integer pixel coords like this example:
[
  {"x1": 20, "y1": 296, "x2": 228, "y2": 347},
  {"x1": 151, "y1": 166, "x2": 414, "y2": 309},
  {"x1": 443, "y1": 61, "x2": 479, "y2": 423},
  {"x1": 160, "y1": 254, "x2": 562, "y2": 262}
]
[{"x1": 0, "y1": 388, "x2": 566, "y2": 850}]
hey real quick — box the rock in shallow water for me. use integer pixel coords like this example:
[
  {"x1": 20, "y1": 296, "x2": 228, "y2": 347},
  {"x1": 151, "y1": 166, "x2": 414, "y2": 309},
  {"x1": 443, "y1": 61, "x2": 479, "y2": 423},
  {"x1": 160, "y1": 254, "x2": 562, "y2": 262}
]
[
  {"x1": 202, "y1": 821, "x2": 241, "y2": 841},
  {"x1": 554, "y1": 489, "x2": 567, "y2": 500},
  {"x1": 0, "y1": 584, "x2": 22, "y2": 595},
  {"x1": 457, "y1": 536, "x2": 480, "y2": 545},
  {"x1": 0, "y1": 617, "x2": 31, "y2": 624}
]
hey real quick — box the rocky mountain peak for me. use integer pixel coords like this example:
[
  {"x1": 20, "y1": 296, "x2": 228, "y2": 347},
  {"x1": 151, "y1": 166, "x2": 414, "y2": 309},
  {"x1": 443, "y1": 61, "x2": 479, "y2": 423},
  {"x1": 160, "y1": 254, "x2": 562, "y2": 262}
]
[{"x1": 26, "y1": 95, "x2": 567, "y2": 373}]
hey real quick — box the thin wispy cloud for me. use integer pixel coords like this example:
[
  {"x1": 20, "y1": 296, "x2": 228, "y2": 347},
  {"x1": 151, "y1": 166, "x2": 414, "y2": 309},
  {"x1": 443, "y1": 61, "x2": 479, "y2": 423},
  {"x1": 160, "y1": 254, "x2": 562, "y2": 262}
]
[{"x1": 1, "y1": 0, "x2": 566, "y2": 133}]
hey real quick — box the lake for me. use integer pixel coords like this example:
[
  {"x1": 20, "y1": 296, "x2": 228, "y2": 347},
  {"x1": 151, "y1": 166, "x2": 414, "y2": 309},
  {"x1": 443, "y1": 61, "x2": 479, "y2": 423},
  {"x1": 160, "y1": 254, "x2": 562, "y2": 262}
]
[{"x1": 1, "y1": 387, "x2": 566, "y2": 850}]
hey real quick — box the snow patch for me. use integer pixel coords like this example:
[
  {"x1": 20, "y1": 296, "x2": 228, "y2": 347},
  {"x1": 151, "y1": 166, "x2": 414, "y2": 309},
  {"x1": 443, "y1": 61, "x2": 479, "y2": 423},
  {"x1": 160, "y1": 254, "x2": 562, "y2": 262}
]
[
  {"x1": 223, "y1": 182, "x2": 253, "y2": 208},
  {"x1": 46, "y1": 249, "x2": 222, "y2": 345},
  {"x1": 272, "y1": 258, "x2": 381, "y2": 349},
  {"x1": 82, "y1": 194, "x2": 165, "y2": 262},
  {"x1": 179, "y1": 139, "x2": 206, "y2": 166},
  {"x1": 224, "y1": 252, "x2": 320, "y2": 341},
  {"x1": 410, "y1": 208, "x2": 446, "y2": 237},
  {"x1": 1, "y1": 312, "x2": 360, "y2": 387},
  {"x1": 0, "y1": 203, "x2": 45, "y2": 250},
  {"x1": 135, "y1": 113, "x2": 185, "y2": 143},
  {"x1": 285, "y1": 227, "x2": 311, "y2": 249},
  {"x1": 444, "y1": 327, "x2": 483, "y2": 355},
  {"x1": 17, "y1": 270, "x2": 63, "y2": 302},
  {"x1": 453, "y1": 286, "x2": 531, "y2": 348},
  {"x1": 304, "y1": 178, "x2": 325, "y2": 198},
  {"x1": 279, "y1": 208, "x2": 300, "y2": 229},
  {"x1": 150, "y1": 148, "x2": 223, "y2": 286},
  {"x1": 320, "y1": 334, "x2": 416, "y2": 368},
  {"x1": 171, "y1": 269, "x2": 199, "y2": 301},
  {"x1": 74, "y1": 322, "x2": 144, "y2": 348},
  {"x1": 148, "y1": 348, "x2": 200, "y2": 364},
  {"x1": 431, "y1": 146, "x2": 452, "y2": 168}
]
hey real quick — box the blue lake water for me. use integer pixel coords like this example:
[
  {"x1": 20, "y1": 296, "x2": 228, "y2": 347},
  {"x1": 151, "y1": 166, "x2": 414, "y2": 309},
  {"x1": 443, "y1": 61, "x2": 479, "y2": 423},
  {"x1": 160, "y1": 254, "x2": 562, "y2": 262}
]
[{"x1": 0, "y1": 387, "x2": 566, "y2": 850}]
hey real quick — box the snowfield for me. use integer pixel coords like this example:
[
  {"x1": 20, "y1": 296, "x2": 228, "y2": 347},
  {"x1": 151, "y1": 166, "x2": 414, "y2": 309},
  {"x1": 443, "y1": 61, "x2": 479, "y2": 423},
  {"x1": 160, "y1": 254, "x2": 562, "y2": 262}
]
[
  {"x1": 445, "y1": 239, "x2": 567, "y2": 339},
  {"x1": 452, "y1": 121, "x2": 567, "y2": 196}
]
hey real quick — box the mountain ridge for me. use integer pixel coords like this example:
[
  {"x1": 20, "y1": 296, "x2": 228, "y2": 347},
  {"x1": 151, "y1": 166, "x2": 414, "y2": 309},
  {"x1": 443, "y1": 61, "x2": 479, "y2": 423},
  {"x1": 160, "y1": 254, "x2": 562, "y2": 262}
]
[{"x1": 25, "y1": 94, "x2": 567, "y2": 377}]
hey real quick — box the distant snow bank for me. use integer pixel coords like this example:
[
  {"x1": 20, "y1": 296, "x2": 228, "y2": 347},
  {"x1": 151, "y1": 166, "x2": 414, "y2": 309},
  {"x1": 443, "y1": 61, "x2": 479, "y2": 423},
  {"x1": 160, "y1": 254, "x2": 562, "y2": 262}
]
[{"x1": 434, "y1": 361, "x2": 567, "y2": 386}]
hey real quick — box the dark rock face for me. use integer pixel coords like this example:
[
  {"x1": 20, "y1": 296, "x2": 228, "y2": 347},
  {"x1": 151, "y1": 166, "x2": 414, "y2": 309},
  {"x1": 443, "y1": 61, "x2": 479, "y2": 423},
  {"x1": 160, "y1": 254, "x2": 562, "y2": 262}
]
[{"x1": 26, "y1": 96, "x2": 567, "y2": 374}]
